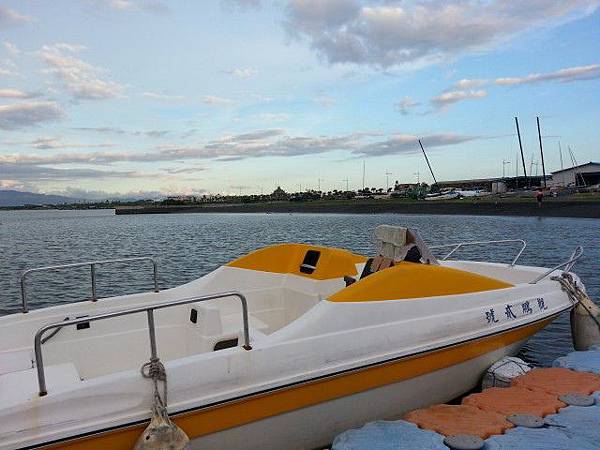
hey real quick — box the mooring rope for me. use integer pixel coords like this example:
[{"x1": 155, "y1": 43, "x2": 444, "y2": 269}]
[
  {"x1": 141, "y1": 356, "x2": 168, "y2": 411},
  {"x1": 135, "y1": 356, "x2": 189, "y2": 449},
  {"x1": 552, "y1": 273, "x2": 600, "y2": 330}
]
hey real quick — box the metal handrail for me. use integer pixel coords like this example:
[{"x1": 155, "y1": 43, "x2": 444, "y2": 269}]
[
  {"x1": 20, "y1": 257, "x2": 159, "y2": 313},
  {"x1": 34, "y1": 291, "x2": 251, "y2": 396},
  {"x1": 429, "y1": 239, "x2": 527, "y2": 267},
  {"x1": 529, "y1": 246, "x2": 584, "y2": 284}
]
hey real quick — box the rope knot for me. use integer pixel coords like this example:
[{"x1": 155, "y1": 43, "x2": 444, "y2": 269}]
[
  {"x1": 141, "y1": 357, "x2": 166, "y2": 382},
  {"x1": 141, "y1": 356, "x2": 168, "y2": 407}
]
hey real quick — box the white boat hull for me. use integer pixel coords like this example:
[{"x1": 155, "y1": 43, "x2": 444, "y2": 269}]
[
  {"x1": 0, "y1": 237, "x2": 578, "y2": 450},
  {"x1": 193, "y1": 339, "x2": 525, "y2": 450}
]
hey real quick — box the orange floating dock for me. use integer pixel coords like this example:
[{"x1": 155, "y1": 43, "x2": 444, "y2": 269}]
[
  {"x1": 332, "y1": 351, "x2": 600, "y2": 450},
  {"x1": 511, "y1": 367, "x2": 600, "y2": 395},
  {"x1": 462, "y1": 386, "x2": 565, "y2": 417},
  {"x1": 404, "y1": 404, "x2": 513, "y2": 439}
]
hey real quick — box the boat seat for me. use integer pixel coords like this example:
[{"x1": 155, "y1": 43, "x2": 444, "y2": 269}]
[
  {"x1": 352, "y1": 244, "x2": 421, "y2": 283},
  {"x1": 221, "y1": 313, "x2": 269, "y2": 337},
  {"x1": 0, "y1": 349, "x2": 34, "y2": 375},
  {"x1": 374, "y1": 225, "x2": 438, "y2": 265},
  {"x1": 0, "y1": 363, "x2": 80, "y2": 406},
  {"x1": 359, "y1": 255, "x2": 395, "y2": 279},
  {"x1": 249, "y1": 327, "x2": 267, "y2": 343}
]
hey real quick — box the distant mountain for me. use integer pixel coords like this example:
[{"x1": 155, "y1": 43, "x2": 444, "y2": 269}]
[{"x1": 0, "y1": 190, "x2": 82, "y2": 207}]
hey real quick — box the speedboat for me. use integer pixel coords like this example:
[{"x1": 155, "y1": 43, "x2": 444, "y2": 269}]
[
  {"x1": 0, "y1": 226, "x2": 583, "y2": 449},
  {"x1": 424, "y1": 190, "x2": 461, "y2": 201},
  {"x1": 456, "y1": 189, "x2": 492, "y2": 198}
]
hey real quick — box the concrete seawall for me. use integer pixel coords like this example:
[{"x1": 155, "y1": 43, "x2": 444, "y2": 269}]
[{"x1": 115, "y1": 199, "x2": 600, "y2": 218}]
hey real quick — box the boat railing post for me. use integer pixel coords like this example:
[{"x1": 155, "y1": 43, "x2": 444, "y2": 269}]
[
  {"x1": 34, "y1": 328, "x2": 48, "y2": 396},
  {"x1": 21, "y1": 272, "x2": 29, "y2": 313},
  {"x1": 90, "y1": 264, "x2": 97, "y2": 301},
  {"x1": 529, "y1": 246, "x2": 584, "y2": 284},
  {"x1": 234, "y1": 292, "x2": 252, "y2": 350},
  {"x1": 443, "y1": 243, "x2": 462, "y2": 260},
  {"x1": 510, "y1": 240, "x2": 527, "y2": 267},
  {"x1": 563, "y1": 247, "x2": 580, "y2": 274},
  {"x1": 147, "y1": 309, "x2": 158, "y2": 359},
  {"x1": 152, "y1": 259, "x2": 159, "y2": 293}
]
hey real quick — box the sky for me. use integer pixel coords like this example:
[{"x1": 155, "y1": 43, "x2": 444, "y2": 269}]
[{"x1": 0, "y1": 0, "x2": 599, "y2": 198}]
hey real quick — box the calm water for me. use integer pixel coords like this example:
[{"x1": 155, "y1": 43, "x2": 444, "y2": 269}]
[{"x1": 1, "y1": 209, "x2": 599, "y2": 366}]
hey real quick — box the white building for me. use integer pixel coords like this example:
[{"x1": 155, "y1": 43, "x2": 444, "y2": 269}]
[{"x1": 550, "y1": 162, "x2": 600, "y2": 187}]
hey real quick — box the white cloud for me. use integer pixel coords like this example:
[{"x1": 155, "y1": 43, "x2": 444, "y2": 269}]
[
  {"x1": 0, "y1": 101, "x2": 64, "y2": 130},
  {"x1": 221, "y1": 0, "x2": 262, "y2": 11},
  {"x1": 2, "y1": 137, "x2": 116, "y2": 150},
  {"x1": 395, "y1": 96, "x2": 419, "y2": 115},
  {"x1": 0, "y1": 179, "x2": 29, "y2": 190},
  {"x1": 454, "y1": 78, "x2": 487, "y2": 89},
  {"x1": 162, "y1": 166, "x2": 206, "y2": 174},
  {"x1": 91, "y1": 0, "x2": 169, "y2": 14},
  {"x1": 1, "y1": 128, "x2": 480, "y2": 165},
  {"x1": 435, "y1": 64, "x2": 600, "y2": 110},
  {"x1": 72, "y1": 126, "x2": 172, "y2": 138},
  {"x1": 0, "y1": 163, "x2": 153, "y2": 186},
  {"x1": 252, "y1": 113, "x2": 290, "y2": 123},
  {"x1": 284, "y1": 0, "x2": 600, "y2": 68},
  {"x1": 39, "y1": 43, "x2": 125, "y2": 100},
  {"x1": 0, "y1": 6, "x2": 34, "y2": 29},
  {"x1": 250, "y1": 92, "x2": 275, "y2": 102},
  {"x1": 314, "y1": 93, "x2": 335, "y2": 107},
  {"x1": 132, "y1": 129, "x2": 171, "y2": 138},
  {"x1": 141, "y1": 91, "x2": 184, "y2": 100},
  {"x1": 221, "y1": 129, "x2": 285, "y2": 141},
  {"x1": 0, "y1": 68, "x2": 13, "y2": 77},
  {"x1": 431, "y1": 89, "x2": 487, "y2": 108},
  {"x1": 495, "y1": 64, "x2": 600, "y2": 85},
  {"x1": 51, "y1": 187, "x2": 184, "y2": 201},
  {"x1": 223, "y1": 67, "x2": 258, "y2": 78},
  {"x1": 202, "y1": 95, "x2": 234, "y2": 106},
  {"x1": 72, "y1": 126, "x2": 126, "y2": 134},
  {"x1": 0, "y1": 89, "x2": 40, "y2": 99},
  {"x1": 450, "y1": 64, "x2": 600, "y2": 90},
  {"x1": 353, "y1": 133, "x2": 479, "y2": 157},
  {"x1": 51, "y1": 43, "x2": 88, "y2": 53},
  {"x1": 3, "y1": 41, "x2": 20, "y2": 56}
]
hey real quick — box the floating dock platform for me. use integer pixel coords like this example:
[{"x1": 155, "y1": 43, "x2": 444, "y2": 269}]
[{"x1": 332, "y1": 346, "x2": 600, "y2": 449}]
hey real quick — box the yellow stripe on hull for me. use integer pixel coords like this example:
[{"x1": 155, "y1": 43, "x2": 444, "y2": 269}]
[{"x1": 44, "y1": 318, "x2": 553, "y2": 450}]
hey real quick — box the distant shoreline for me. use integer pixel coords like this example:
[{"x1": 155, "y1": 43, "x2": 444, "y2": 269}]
[{"x1": 113, "y1": 198, "x2": 600, "y2": 219}]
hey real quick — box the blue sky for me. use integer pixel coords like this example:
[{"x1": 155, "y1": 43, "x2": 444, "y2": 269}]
[{"x1": 1, "y1": 0, "x2": 599, "y2": 198}]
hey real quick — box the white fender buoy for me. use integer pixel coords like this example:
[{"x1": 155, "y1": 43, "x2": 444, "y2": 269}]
[
  {"x1": 135, "y1": 358, "x2": 190, "y2": 450},
  {"x1": 571, "y1": 295, "x2": 600, "y2": 351},
  {"x1": 481, "y1": 356, "x2": 531, "y2": 389},
  {"x1": 134, "y1": 404, "x2": 189, "y2": 450},
  {"x1": 554, "y1": 273, "x2": 600, "y2": 351}
]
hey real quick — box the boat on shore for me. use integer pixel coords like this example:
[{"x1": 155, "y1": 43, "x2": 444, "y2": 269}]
[
  {"x1": 424, "y1": 190, "x2": 461, "y2": 201},
  {"x1": 0, "y1": 226, "x2": 583, "y2": 449}
]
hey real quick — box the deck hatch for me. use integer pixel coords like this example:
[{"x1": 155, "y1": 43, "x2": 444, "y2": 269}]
[
  {"x1": 300, "y1": 250, "x2": 321, "y2": 274},
  {"x1": 76, "y1": 315, "x2": 90, "y2": 330},
  {"x1": 214, "y1": 338, "x2": 238, "y2": 351}
]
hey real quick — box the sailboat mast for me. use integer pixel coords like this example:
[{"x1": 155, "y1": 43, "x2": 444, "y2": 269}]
[
  {"x1": 418, "y1": 139, "x2": 438, "y2": 185},
  {"x1": 362, "y1": 160, "x2": 365, "y2": 191},
  {"x1": 514, "y1": 117, "x2": 528, "y2": 187},
  {"x1": 536, "y1": 116, "x2": 547, "y2": 188},
  {"x1": 558, "y1": 141, "x2": 564, "y2": 170}
]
